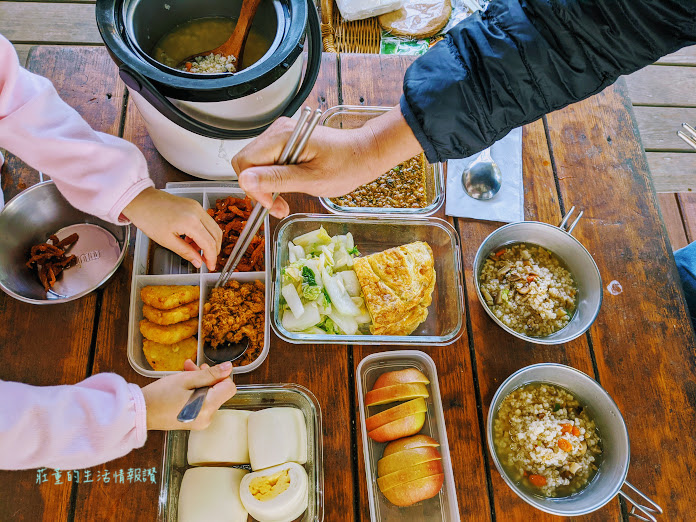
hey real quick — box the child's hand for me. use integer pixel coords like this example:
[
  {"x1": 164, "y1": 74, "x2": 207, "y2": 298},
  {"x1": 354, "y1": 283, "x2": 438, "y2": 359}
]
[
  {"x1": 141, "y1": 360, "x2": 236, "y2": 431},
  {"x1": 122, "y1": 188, "x2": 223, "y2": 271}
]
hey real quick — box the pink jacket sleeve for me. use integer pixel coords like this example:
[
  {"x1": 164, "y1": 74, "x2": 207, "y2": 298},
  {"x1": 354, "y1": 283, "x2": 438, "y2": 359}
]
[
  {"x1": 0, "y1": 374, "x2": 147, "y2": 470},
  {"x1": 0, "y1": 35, "x2": 154, "y2": 223}
]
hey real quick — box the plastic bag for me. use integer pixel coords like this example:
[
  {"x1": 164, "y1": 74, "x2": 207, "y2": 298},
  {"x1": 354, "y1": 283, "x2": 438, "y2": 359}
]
[
  {"x1": 378, "y1": 0, "x2": 452, "y2": 39},
  {"x1": 380, "y1": 36, "x2": 431, "y2": 55},
  {"x1": 335, "y1": 0, "x2": 405, "y2": 22}
]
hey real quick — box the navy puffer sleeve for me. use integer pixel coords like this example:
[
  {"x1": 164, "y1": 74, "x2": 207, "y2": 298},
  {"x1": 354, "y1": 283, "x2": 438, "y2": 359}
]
[{"x1": 401, "y1": 0, "x2": 696, "y2": 163}]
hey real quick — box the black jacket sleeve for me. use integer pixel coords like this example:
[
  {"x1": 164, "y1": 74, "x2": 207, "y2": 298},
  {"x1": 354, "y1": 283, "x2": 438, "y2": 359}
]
[{"x1": 401, "y1": 0, "x2": 696, "y2": 163}]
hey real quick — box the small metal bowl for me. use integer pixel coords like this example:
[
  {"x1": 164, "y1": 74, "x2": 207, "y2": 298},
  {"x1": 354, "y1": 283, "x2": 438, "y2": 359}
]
[
  {"x1": 0, "y1": 181, "x2": 129, "y2": 304},
  {"x1": 487, "y1": 363, "x2": 662, "y2": 519},
  {"x1": 473, "y1": 207, "x2": 602, "y2": 344}
]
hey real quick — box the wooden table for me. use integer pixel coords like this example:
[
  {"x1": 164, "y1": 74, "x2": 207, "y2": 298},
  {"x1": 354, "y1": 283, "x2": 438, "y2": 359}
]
[{"x1": 1, "y1": 46, "x2": 695, "y2": 521}]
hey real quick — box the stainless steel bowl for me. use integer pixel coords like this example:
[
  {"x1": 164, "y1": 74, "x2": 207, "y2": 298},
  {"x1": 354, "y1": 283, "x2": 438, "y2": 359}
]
[
  {"x1": 487, "y1": 363, "x2": 662, "y2": 520},
  {"x1": 0, "y1": 181, "x2": 129, "y2": 304},
  {"x1": 473, "y1": 208, "x2": 602, "y2": 344}
]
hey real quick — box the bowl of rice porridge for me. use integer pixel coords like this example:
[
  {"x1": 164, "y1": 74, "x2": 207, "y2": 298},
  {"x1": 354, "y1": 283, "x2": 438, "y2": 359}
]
[
  {"x1": 487, "y1": 363, "x2": 663, "y2": 518},
  {"x1": 473, "y1": 208, "x2": 602, "y2": 344}
]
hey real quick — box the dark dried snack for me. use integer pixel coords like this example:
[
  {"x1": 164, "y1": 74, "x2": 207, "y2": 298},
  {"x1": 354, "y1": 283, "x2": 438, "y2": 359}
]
[
  {"x1": 26, "y1": 234, "x2": 79, "y2": 292},
  {"x1": 207, "y1": 196, "x2": 264, "y2": 272}
]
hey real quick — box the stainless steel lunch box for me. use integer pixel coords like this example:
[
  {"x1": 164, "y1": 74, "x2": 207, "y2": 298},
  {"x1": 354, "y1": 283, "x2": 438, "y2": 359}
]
[
  {"x1": 0, "y1": 181, "x2": 129, "y2": 304},
  {"x1": 473, "y1": 208, "x2": 602, "y2": 344},
  {"x1": 487, "y1": 363, "x2": 662, "y2": 520}
]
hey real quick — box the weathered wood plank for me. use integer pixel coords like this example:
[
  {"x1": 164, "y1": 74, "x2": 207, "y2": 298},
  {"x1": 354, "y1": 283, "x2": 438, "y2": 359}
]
[
  {"x1": 546, "y1": 80, "x2": 696, "y2": 518},
  {"x1": 0, "y1": 45, "x2": 126, "y2": 522},
  {"x1": 457, "y1": 118, "x2": 620, "y2": 521},
  {"x1": 0, "y1": 3, "x2": 101, "y2": 44},
  {"x1": 12, "y1": 44, "x2": 34, "y2": 66},
  {"x1": 656, "y1": 45, "x2": 696, "y2": 66},
  {"x1": 340, "y1": 53, "x2": 493, "y2": 521},
  {"x1": 657, "y1": 193, "x2": 689, "y2": 251},
  {"x1": 645, "y1": 151, "x2": 696, "y2": 192},
  {"x1": 633, "y1": 106, "x2": 696, "y2": 151},
  {"x1": 677, "y1": 192, "x2": 696, "y2": 243},
  {"x1": 624, "y1": 65, "x2": 696, "y2": 107}
]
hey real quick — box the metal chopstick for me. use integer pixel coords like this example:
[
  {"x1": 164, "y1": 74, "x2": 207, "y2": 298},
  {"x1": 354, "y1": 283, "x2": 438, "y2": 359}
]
[
  {"x1": 678, "y1": 122, "x2": 696, "y2": 151},
  {"x1": 215, "y1": 107, "x2": 322, "y2": 288}
]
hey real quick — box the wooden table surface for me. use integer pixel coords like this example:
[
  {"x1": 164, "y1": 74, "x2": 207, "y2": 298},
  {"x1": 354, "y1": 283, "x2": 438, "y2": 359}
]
[{"x1": 1, "y1": 46, "x2": 695, "y2": 522}]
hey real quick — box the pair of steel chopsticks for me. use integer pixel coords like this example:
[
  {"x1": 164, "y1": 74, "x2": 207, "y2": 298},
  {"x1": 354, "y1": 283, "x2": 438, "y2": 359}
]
[
  {"x1": 215, "y1": 106, "x2": 323, "y2": 288},
  {"x1": 677, "y1": 122, "x2": 696, "y2": 151}
]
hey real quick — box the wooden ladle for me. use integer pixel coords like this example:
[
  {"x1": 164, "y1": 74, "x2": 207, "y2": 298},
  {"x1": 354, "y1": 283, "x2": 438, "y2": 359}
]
[{"x1": 178, "y1": 0, "x2": 263, "y2": 71}]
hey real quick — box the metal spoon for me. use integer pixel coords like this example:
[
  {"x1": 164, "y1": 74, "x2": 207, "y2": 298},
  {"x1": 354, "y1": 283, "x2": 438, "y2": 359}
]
[
  {"x1": 176, "y1": 337, "x2": 249, "y2": 423},
  {"x1": 461, "y1": 147, "x2": 502, "y2": 200}
]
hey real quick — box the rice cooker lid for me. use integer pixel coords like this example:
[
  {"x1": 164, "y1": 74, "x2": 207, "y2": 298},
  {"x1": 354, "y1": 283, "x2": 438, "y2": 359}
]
[{"x1": 96, "y1": 0, "x2": 307, "y2": 102}]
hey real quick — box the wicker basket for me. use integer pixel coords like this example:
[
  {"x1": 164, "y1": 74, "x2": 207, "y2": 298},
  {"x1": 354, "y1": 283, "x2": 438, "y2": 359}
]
[{"x1": 320, "y1": 0, "x2": 381, "y2": 53}]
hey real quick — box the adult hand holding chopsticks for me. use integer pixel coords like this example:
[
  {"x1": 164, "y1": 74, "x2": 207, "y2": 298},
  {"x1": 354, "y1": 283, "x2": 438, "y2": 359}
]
[{"x1": 232, "y1": 107, "x2": 422, "y2": 218}]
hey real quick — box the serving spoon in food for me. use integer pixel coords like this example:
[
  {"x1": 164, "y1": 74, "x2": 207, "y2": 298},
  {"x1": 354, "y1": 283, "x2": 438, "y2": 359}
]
[
  {"x1": 178, "y1": 0, "x2": 262, "y2": 70},
  {"x1": 177, "y1": 337, "x2": 248, "y2": 423}
]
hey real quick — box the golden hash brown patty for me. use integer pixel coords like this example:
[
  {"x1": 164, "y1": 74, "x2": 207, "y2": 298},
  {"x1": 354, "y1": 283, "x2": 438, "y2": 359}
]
[
  {"x1": 140, "y1": 285, "x2": 199, "y2": 310},
  {"x1": 140, "y1": 318, "x2": 198, "y2": 345},
  {"x1": 142, "y1": 300, "x2": 199, "y2": 325},
  {"x1": 143, "y1": 337, "x2": 198, "y2": 371}
]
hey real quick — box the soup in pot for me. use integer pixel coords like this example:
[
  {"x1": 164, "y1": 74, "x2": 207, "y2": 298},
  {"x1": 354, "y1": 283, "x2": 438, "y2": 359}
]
[
  {"x1": 493, "y1": 382, "x2": 603, "y2": 497},
  {"x1": 151, "y1": 17, "x2": 272, "y2": 73}
]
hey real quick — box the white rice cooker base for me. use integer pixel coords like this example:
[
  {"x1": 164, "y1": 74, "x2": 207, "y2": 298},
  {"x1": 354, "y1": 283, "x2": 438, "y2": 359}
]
[{"x1": 129, "y1": 57, "x2": 304, "y2": 179}]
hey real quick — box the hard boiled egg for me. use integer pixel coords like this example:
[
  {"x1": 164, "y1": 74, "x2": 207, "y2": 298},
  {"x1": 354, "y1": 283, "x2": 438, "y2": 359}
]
[{"x1": 239, "y1": 462, "x2": 309, "y2": 522}]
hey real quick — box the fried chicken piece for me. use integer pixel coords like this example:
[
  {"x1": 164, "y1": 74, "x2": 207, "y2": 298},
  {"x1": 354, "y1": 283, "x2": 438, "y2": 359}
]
[
  {"x1": 201, "y1": 280, "x2": 265, "y2": 367},
  {"x1": 143, "y1": 337, "x2": 198, "y2": 371},
  {"x1": 143, "y1": 300, "x2": 199, "y2": 325},
  {"x1": 140, "y1": 285, "x2": 199, "y2": 310},
  {"x1": 140, "y1": 318, "x2": 198, "y2": 345}
]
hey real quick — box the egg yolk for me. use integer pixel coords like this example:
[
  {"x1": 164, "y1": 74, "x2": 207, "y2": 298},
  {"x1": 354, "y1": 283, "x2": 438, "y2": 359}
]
[{"x1": 248, "y1": 470, "x2": 291, "y2": 501}]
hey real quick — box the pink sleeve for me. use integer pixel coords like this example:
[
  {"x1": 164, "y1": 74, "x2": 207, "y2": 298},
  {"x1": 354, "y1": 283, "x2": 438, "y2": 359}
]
[
  {"x1": 0, "y1": 374, "x2": 147, "y2": 470},
  {"x1": 0, "y1": 35, "x2": 154, "y2": 224}
]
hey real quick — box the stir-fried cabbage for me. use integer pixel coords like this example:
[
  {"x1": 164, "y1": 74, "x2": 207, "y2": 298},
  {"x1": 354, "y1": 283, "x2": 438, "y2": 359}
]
[{"x1": 280, "y1": 227, "x2": 371, "y2": 335}]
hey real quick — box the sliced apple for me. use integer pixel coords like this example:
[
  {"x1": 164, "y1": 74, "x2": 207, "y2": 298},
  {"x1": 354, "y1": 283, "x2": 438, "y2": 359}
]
[
  {"x1": 382, "y1": 434, "x2": 440, "y2": 458},
  {"x1": 368, "y1": 412, "x2": 425, "y2": 442},
  {"x1": 377, "y1": 446, "x2": 442, "y2": 476},
  {"x1": 373, "y1": 368, "x2": 430, "y2": 389},
  {"x1": 365, "y1": 382, "x2": 429, "y2": 407},
  {"x1": 377, "y1": 459, "x2": 444, "y2": 492},
  {"x1": 382, "y1": 474, "x2": 445, "y2": 507},
  {"x1": 365, "y1": 398, "x2": 427, "y2": 432}
]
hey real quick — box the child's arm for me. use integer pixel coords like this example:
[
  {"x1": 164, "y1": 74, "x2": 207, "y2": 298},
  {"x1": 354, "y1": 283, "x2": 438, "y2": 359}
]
[
  {"x1": 0, "y1": 363, "x2": 235, "y2": 470},
  {"x1": 0, "y1": 34, "x2": 153, "y2": 224},
  {"x1": 0, "y1": 35, "x2": 221, "y2": 270}
]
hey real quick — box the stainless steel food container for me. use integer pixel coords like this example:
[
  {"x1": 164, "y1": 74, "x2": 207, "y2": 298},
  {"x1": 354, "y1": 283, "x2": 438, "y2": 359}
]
[
  {"x1": 0, "y1": 181, "x2": 129, "y2": 304},
  {"x1": 318, "y1": 106, "x2": 445, "y2": 217},
  {"x1": 487, "y1": 363, "x2": 662, "y2": 520},
  {"x1": 127, "y1": 182, "x2": 270, "y2": 378},
  {"x1": 272, "y1": 214, "x2": 465, "y2": 345},
  {"x1": 356, "y1": 350, "x2": 459, "y2": 521},
  {"x1": 158, "y1": 383, "x2": 324, "y2": 522},
  {"x1": 473, "y1": 208, "x2": 602, "y2": 344}
]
